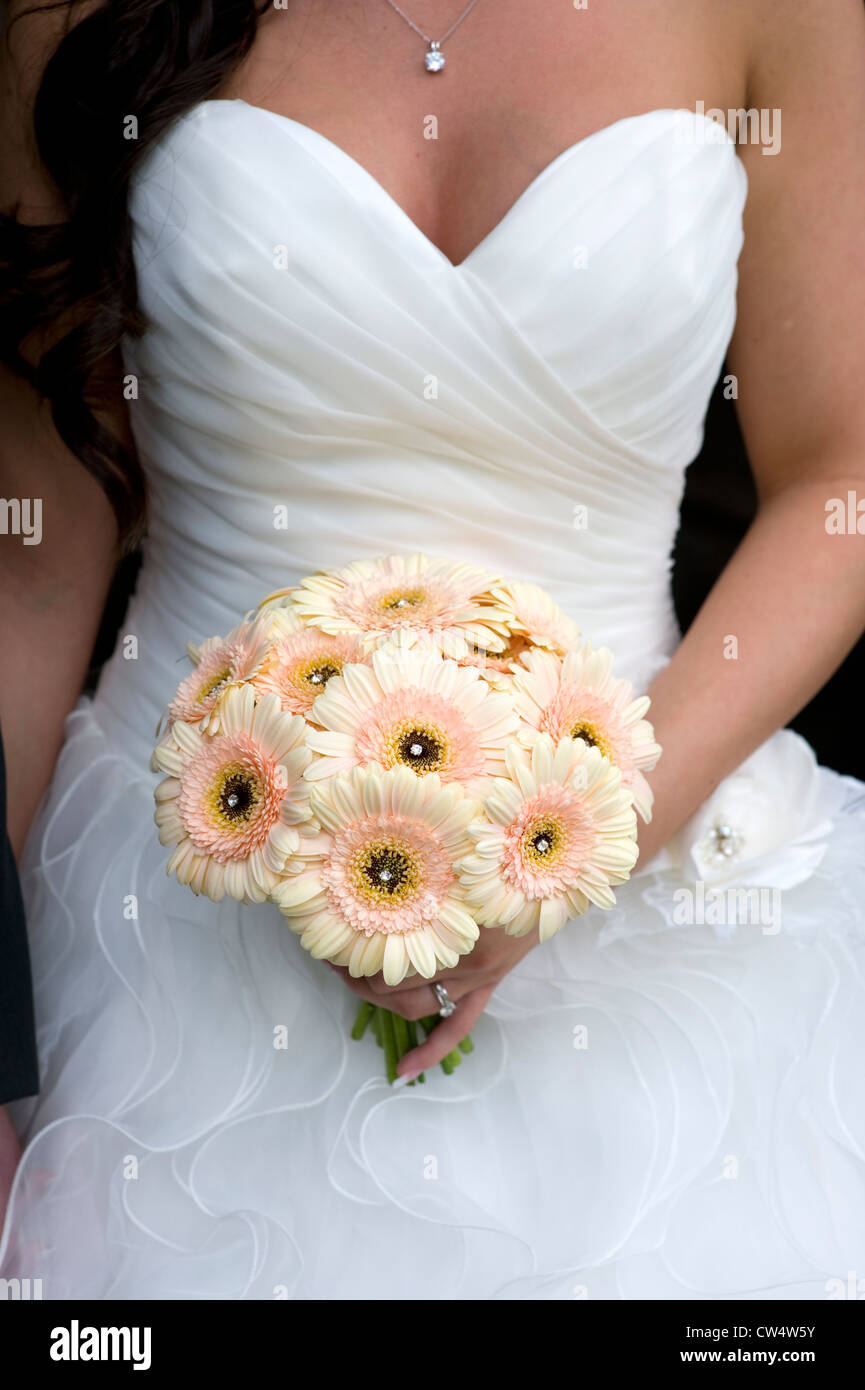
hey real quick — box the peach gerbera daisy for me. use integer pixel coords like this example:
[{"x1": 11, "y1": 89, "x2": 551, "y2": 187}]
[
  {"x1": 457, "y1": 734, "x2": 638, "y2": 942},
  {"x1": 485, "y1": 579, "x2": 581, "y2": 656},
  {"x1": 287, "y1": 554, "x2": 513, "y2": 657},
  {"x1": 457, "y1": 631, "x2": 539, "y2": 688},
  {"x1": 511, "y1": 644, "x2": 662, "y2": 822},
  {"x1": 303, "y1": 643, "x2": 519, "y2": 789},
  {"x1": 167, "y1": 613, "x2": 275, "y2": 732},
  {"x1": 152, "y1": 686, "x2": 315, "y2": 902},
  {"x1": 273, "y1": 764, "x2": 481, "y2": 985},
  {"x1": 251, "y1": 610, "x2": 367, "y2": 716}
]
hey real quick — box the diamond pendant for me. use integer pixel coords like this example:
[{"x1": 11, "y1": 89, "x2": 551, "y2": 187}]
[{"x1": 424, "y1": 41, "x2": 446, "y2": 73}]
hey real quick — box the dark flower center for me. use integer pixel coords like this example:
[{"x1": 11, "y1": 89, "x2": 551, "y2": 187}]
[
  {"x1": 570, "y1": 721, "x2": 598, "y2": 748},
  {"x1": 305, "y1": 661, "x2": 340, "y2": 688},
  {"x1": 524, "y1": 819, "x2": 561, "y2": 864},
  {"x1": 199, "y1": 666, "x2": 232, "y2": 700},
  {"x1": 363, "y1": 847, "x2": 411, "y2": 894},
  {"x1": 219, "y1": 772, "x2": 257, "y2": 822},
  {"x1": 382, "y1": 589, "x2": 424, "y2": 611},
  {"x1": 398, "y1": 728, "x2": 442, "y2": 771}
]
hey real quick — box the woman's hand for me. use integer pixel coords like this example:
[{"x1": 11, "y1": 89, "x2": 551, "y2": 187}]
[
  {"x1": 329, "y1": 808, "x2": 670, "y2": 1078},
  {"x1": 330, "y1": 924, "x2": 540, "y2": 1077}
]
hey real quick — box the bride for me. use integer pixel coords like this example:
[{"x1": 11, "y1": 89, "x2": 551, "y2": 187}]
[{"x1": 1, "y1": 0, "x2": 864, "y2": 1299}]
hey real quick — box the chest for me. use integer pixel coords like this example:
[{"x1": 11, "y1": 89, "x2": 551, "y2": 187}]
[{"x1": 216, "y1": 0, "x2": 746, "y2": 265}]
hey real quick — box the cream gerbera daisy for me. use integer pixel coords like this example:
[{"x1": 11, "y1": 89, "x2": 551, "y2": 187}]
[
  {"x1": 511, "y1": 644, "x2": 661, "y2": 822},
  {"x1": 457, "y1": 735, "x2": 638, "y2": 942},
  {"x1": 152, "y1": 686, "x2": 315, "y2": 903},
  {"x1": 485, "y1": 578, "x2": 581, "y2": 655},
  {"x1": 303, "y1": 643, "x2": 518, "y2": 789},
  {"x1": 273, "y1": 764, "x2": 481, "y2": 985},
  {"x1": 255, "y1": 585, "x2": 299, "y2": 613},
  {"x1": 167, "y1": 613, "x2": 276, "y2": 732},
  {"x1": 251, "y1": 609, "x2": 367, "y2": 716},
  {"x1": 287, "y1": 553, "x2": 513, "y2": 656}
]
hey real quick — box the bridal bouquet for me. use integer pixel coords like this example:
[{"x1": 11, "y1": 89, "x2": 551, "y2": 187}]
[{"x1": 151, "y1": 555, "x2": 660, "y2": 1081}]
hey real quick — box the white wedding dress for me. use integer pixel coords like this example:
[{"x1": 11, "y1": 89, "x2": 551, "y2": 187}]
[{"x1": 3, "y1": 103, "x2": 865, "y2": 1300}]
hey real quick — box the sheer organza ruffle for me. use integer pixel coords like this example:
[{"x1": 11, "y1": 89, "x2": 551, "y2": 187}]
[{"x1": 3, "y1": 699, "x2": 864, "y2": 1300}]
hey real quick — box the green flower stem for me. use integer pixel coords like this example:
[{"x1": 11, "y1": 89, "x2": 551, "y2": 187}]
[
  {"x1": 392, "y1": 1011, "x2": 410, "y2": 1061},
  {"x1": 441, "y1": 1047, "x2": 463, "y2": 1075},
  {"x1": 351, "y1": 1000, "x2": 374, "y2": 1041},
  {"x1": 379, "y1": 1007, "x2": 399, "y2": 1084},
  {"x1": 351, "y1": 1004, "x2": 474, "y2": 1083}
]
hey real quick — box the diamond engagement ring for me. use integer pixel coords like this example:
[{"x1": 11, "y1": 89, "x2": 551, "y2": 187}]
[{"x1": 434, "y1": 983, "x2": 457, "y2": 1017}]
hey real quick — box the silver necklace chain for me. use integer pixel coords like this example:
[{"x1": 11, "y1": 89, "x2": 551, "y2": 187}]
[{"x1": 383, "y1": 0, "x2": 484, "y2": 71}]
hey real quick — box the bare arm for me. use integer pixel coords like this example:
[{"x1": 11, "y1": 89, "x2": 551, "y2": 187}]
[
  {"x1": 0, "y1": 368, "x2": 121, "y2": 854},
  {"x1": 0, "y1": 1, "x2": 126, "y2": 855},
  {"x1": 0, "y1": 3, "x2": 131, "y2": 1215},
  {"x1": 639, "y1": 0, "x2": 865, "y2": 862}
]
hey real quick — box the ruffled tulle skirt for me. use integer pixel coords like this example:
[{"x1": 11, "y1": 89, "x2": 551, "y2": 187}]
[{"x1": 2, "y1": 698, "x2": 865, "y2": 1299}]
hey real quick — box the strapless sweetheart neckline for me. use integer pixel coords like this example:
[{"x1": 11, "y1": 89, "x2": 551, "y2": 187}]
[
  {"x1": 113, "y1": 96, "x2": 749, "y2": 726},
  {"x1": 191, "y1": 100, "x2": 743, "y2": 270},
  {"x1": 12, "y1": 96, "x2": 862, "y2": 1307}
]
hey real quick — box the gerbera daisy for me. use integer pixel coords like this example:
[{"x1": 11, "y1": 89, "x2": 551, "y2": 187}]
[
  {"x1": 251, "y1": 609, "x2": 367, "y2": 716},
  {"x1": 273, "y1": 764, "x2": 481, "y2": 985},
  {"x1": 303, "y1": 643, "x2": 518, "y2": 789},
  {"x1": 457, "y1": 631, "x2": 538, "y2": 688},
  {"x1": 255, "y1": 585, "x2": 299, "y2": 613},
  {"x1": 485, "y1": 578, "x2": 581, "y2": 656},
  {"x1": 511, "y1": 644, "x2": 661, "y2": 821},
  {"x1": 287, "y1": 553, "x2": 513, "y2": 657},
  {"x1": 167, "y1": 612, "x2": 275, "y2": 732},
  {"x1": 457, "y1": 734, "x2": 638, "y2": 942},
  {"x1": 152, "y1": 686, "x2": 315, "y2": 903}
]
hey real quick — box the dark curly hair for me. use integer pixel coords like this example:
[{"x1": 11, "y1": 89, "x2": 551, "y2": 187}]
[{"x1": 0, "y1": 0, "x2": 271, "y2": 549}]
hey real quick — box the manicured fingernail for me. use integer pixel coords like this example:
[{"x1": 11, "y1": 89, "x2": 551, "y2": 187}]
[{"x1": 401, "y1": 1070, "x2": 420, "y2": 1083}]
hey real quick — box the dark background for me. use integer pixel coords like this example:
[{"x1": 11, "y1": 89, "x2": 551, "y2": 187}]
[{"x1": 88, "y1": 361, "x2": 865, "y2": 780}]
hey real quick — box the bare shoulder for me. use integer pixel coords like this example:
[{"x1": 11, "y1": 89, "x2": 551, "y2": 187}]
[
  {"x1": 725, "y1": 0, "x2": 865, "y2": 493},
  {"x1": 734, "y1": 0, "x2": 865, "y2": 199},
  {"x1": 742, "y1": 0, "x2": 865, "y2": 96}
]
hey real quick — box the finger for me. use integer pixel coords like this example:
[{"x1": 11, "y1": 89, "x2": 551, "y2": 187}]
[
  {"x1": 364, "y1": 958, "x2": 484, "y2": 997},
  {"x1": 328, "y1": 961, "x2": 432, "y2": 999},
  {"x1": 326, "y1": 963, "x2": 390, "y2": 999},
  {"x1": 327, "y1": 961, "x2": 472, "y2": 1013},
  {"x1": 329, "y1": 965, "x2": 474, "y2": 1020},
  {"x1": 365, "y1": 969, "x2": 441, "y2": 997},
  {"x1": 374, "y1": 977, "x2": 474, "y2": 1021},
  {"x1": 396, "y1": 983, "x2": 495, "y2": 1076}
]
